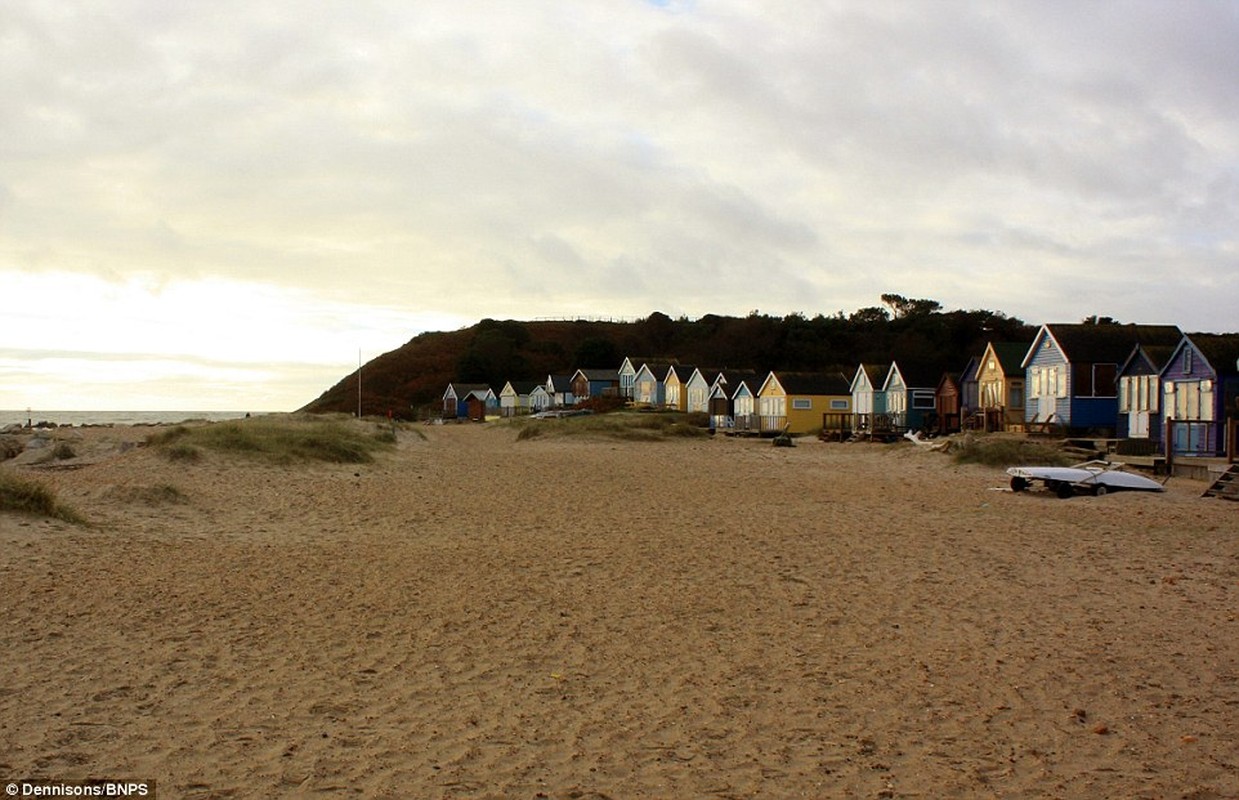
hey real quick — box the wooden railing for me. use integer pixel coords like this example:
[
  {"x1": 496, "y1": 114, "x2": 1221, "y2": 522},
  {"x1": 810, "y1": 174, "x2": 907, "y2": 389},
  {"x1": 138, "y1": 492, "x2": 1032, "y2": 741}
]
[
  {"x1": 759, "y1": 415, "x2": 787, "y2": 433},
  {"x1": 852, "y1": 413, "x2": 901, "y2": 438},
  {"x1": 820, "y1": 412, "x2": 853, "y2": 441}
]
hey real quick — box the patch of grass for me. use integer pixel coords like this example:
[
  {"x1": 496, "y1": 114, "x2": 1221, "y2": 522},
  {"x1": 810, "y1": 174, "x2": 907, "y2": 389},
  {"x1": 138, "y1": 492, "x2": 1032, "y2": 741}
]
[
  {"x1": 107, "y1": 483, "x2": 189, "y2": 506},
  {"x1": 147, "y1": 425, "x2": 189, "y2": 445},
  {"x1": 52, "y1": 443, "x2": 77, "y2": 460},
  {"x1": 951, "y1": 434, "x2": 1072, "y2": 468},
  {"x1": 510, "y1": 411, "x2": 710, "y2": 442},
  {"x1": 515, "y1": 424, "x2": 544, "y2": 442},
  {"x1": 165, "y1": 443, "x2": 203, "y2": 463},
  {"x1": 148, "y1": 417, "x2": 393, "y2": 465},
  {"x1": 0, "y1": 470, "x2": 87, "y2": 524}
]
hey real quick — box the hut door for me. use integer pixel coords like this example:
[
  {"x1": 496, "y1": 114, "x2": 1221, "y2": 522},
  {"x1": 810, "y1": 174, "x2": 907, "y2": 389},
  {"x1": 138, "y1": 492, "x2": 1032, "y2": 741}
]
[
  {"x1": 1037, "y1": 392, "x2": 1056, "y2": 422},
  {"x1": 1172, "y1": 422, "x2": 1205, "y2": 454},
  {"x1": 1130, "y1": 410, "x2": 1150, "y2": 438}
]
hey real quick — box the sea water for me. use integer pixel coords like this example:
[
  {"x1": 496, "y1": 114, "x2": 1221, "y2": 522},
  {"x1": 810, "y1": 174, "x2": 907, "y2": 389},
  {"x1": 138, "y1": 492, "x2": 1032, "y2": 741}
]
[{"x1": 0, "y1": 410, "x2": 253, "y2": 428}]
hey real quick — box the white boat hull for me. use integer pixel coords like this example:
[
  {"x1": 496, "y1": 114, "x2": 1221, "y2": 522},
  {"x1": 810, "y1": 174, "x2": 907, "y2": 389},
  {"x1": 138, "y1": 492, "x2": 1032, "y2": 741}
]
[{"x1": 1007, "y1": 463, "x2": 1165, "y2": 496}]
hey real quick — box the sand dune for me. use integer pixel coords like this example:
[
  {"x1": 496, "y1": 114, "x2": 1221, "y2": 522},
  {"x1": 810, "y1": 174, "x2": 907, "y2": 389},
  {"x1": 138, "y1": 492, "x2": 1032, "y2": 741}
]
[{"x1": 2, "y1": 422, "x2": 1237, "y2": 798}]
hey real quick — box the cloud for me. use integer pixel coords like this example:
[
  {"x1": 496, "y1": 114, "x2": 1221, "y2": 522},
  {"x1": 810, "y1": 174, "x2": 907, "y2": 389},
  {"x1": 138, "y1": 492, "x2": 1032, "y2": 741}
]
[{"x1": 1, "y1": 1, "x2": 1236, "y2": 407}]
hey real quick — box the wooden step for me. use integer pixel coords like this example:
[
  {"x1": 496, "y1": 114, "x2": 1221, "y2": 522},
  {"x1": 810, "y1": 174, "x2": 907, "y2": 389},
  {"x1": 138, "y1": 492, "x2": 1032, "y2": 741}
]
[{"x1": 1202, "y1": 465, "x2": 1239, "y2": 500}]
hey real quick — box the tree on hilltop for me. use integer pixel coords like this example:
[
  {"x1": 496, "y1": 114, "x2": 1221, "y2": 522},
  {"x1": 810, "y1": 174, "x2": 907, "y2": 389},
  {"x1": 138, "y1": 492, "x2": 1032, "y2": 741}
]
[{"x1": 881, "y1": 293, "x2": 943, "y2": 319}]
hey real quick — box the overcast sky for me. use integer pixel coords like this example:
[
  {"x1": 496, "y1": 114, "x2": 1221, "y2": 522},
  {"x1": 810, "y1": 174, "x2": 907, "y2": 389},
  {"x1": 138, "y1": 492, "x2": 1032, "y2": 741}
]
[{"x1": 2, "y1": 1, "x2": 1236, "y2": 411}]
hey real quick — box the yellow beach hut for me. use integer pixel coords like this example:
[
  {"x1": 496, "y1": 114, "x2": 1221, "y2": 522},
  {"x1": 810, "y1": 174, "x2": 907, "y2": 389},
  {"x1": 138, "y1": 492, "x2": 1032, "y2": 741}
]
[
  {"x1": 663, "y1": 364, "x2": 697, "y2": 412},
  {"x1": 756, "y1": 371, "x2": 853, "y2": 435}
]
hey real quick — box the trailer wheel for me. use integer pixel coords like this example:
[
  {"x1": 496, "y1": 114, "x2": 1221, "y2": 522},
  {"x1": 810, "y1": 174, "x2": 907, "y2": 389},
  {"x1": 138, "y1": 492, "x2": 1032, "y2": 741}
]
[
  {"x1": 1010, "y1": 476, "x2": 1029, "y2": 492},
  {"x1": 1054, "y1": 481, "x2": 1075, "y2": 499},
  {"x1": 1092, "y1": 483, "x2": 1108, "y2": 497}
]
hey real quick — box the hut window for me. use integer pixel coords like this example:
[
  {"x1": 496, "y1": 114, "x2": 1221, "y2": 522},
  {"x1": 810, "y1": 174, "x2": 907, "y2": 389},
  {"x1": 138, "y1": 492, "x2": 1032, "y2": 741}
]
[
  {"x1": 830, "y1": 399, "x2": 849, "y2": 410},
  {"x1": 1094, "y1": 363, "x2": 1117, "y2": 398},
  {"x1": 792, "y1": 398, "x2": 812, "y2": 410}
]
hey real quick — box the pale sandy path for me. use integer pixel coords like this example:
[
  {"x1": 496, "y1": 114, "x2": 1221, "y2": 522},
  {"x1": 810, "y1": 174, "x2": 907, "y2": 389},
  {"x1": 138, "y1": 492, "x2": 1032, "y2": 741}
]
[{"x1": 2, "y1": 422, "x2": 1236, "y2": 798}]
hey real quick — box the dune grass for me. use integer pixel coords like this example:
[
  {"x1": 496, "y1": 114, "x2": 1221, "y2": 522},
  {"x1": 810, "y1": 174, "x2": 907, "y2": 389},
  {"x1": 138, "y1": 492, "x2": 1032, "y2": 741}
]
[
  {"x1": 0, "y1": 470, "x2": 87, "y2": 524},
  {"x1": 106, "y1": 483, "x2": 189, "y2": 506},
  {"x1": 512, "y1": 411, "x2": 709, "y2": 442},
  {"x1": 951, "y1": 434, "x2": 1072, "y2": 468},
  {"x1": 148, "y1": 416, "x2": 394, "y2": 465}
]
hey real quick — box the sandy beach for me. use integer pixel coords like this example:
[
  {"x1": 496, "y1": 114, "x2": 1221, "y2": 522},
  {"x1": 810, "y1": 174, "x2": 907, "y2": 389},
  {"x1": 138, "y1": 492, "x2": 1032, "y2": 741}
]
[{"x1": 2, "y1": 420, "x2": 1237, "y2": 798}]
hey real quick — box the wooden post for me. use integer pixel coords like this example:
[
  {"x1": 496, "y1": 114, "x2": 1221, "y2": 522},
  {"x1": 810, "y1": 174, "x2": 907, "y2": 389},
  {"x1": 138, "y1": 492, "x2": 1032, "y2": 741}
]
[
  {"x1": 1229, "y1": 418, "x2": 1236, "y2": 464},
  {"x1": 1164, "y1": 418, "x2": 1175, "y2": 475}
]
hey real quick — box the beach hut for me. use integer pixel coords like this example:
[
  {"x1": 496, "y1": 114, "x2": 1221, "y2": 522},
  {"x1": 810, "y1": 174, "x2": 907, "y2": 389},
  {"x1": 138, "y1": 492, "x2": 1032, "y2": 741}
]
[
  {"x1": 706, "y1": 380, "x2": 729, "y2": 429},
  {"x1": 683, "y1": 368, "x2": 720, "y2": 414},
  {"x1": 757, "y1": 371, "x2": 852, "y2": 435},
  {"x1": 975, "y1": 341, "x2": 1030, "y2": 431},
  {"x1": 1116, "y1": 343, "x2": 1176, "y2": 443},
  {"x1": 570, "y1": 368, "x2": 620, "y2": 401},
  {"x1": 442, "y1": 383, "x2": 494, "y2": 420},
  {"x1": 959, "y1": 355, "x2": 981, "y2": 425},
  {"x1": 528, "y1": 384, "x2": 553, "y2": 413},
  {"x1": 1021, "y1": 323, "x2": 1182, "y2": 434},
  {"x1": 499, "y1": 380, "x2": 540, "y2": 418},
  {"x1": 442, "y1": 384, "x2": 460, "y2": 418},
  {"x1": 618, "y1": 357, "x2": 639, "y2": 400},
  {"x1": 934, "y1": 373, "x2": 962, "y2": 435},
  {"x1": 1160, "y1": 333, "x2": 1239, "y2": 457},
  {"x1": 663, "y1": 365, "x2": 698, "y2": 412},
  {"x1": 849, "y1": 363, "x2": 888, "y2": 435},
  {"x1": 881, "y1": 362, "x2": 938, "y2": 433},
  {"x1": 706, "y1": 370, "x2": 759, "y2": 430},
  {"x1": 632, "y1": 362, "x2": 671, "y2": 408},
  {"x1": 464, "y1": 392, "x2": 492, "y2": 421},
  {"x1": 725, "y1": 372, "x2": 763, "y2": 432},
  {"x1": 546, "y1": 374, "x2": 576, "y2": 408}
]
